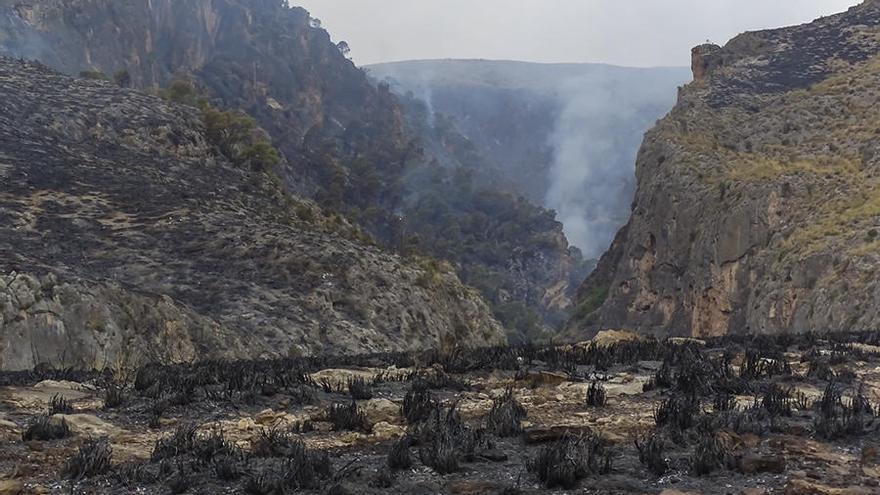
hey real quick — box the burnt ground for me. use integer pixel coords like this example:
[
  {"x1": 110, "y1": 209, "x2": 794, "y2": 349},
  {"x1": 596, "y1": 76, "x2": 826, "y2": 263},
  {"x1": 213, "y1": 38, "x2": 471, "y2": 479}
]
[{"x1": 1, "y1": 332, "x2": 879, "y2": 495}]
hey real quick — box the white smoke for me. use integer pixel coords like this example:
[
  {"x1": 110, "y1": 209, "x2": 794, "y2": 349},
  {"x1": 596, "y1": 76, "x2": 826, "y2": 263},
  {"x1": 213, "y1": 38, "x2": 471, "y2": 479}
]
[{"x1": 546, "y1": 69, "x2": 684, "y2": 258}]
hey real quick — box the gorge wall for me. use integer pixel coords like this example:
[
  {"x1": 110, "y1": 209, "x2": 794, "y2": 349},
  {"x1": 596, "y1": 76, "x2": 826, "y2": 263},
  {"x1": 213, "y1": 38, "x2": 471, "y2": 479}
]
[{"x1": 567, "y1": 0, "x2": 880, "y2": 339}]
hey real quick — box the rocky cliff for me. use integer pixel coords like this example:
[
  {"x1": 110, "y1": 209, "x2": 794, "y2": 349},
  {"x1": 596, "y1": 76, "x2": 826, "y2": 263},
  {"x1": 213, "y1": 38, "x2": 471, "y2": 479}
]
[
  {"x1": 0, "y1": 57, "x2": 505, "y2": 371},
  {"x1": 567, "y1": 0, "x2": 880, "y2": 339}
]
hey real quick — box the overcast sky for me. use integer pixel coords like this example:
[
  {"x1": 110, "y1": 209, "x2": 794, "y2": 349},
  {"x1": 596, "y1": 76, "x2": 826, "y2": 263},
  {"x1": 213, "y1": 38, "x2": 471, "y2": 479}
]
[{"x1": 295, "y1": 0, "x2": 861, "y2": 67}]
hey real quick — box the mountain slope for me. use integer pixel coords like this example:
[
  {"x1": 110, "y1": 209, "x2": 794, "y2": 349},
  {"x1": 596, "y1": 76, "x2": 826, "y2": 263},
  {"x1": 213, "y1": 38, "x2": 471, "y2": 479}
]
[
  {"x1": 0, "y1": 56, "x2": 504, "y2": 371},
  {"x1": 0, "y1": 0, "x2": 585, "y2": 342},
  {"x1": 367, "y1": 60, "x2": 689, "y2": 258},
  {"x1": 567, "y1": 0, "x2": 880, "y2": 339}
]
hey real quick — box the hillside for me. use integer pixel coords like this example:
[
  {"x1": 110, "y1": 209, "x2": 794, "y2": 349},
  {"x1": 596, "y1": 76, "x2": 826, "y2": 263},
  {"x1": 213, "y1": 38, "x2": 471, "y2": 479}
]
[
  {"x1": 0, "y1": 0, "x2": 585, "y2": 341},
  {"x1": 367, "y1": 60, "x2": 689, "y2": 258},
  {"x1": 567, "y1": 0, "x2": 880, "y2": 339},
  {"x1": 0, "y1": 56, "x2": 504, "y2": 371}
]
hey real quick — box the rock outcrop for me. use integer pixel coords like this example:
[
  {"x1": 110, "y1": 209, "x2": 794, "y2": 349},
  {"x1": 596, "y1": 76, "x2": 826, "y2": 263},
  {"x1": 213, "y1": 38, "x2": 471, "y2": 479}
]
[
  {"x1": 567, "y1": 1, "x2": 880, "y2": 339},
  {"x1": 0, "y1": 57, "x2": 505, "y2": 370}
]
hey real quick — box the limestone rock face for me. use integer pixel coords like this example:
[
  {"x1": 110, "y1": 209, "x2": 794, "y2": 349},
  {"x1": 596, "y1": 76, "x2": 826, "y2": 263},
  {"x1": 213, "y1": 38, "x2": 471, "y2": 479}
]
[
  {"x1": 0, "y1": 58, "x2": 504, "y2": 371},
  {"x1": 567, "y1": 1, "x2": 880, "y2": 339}
]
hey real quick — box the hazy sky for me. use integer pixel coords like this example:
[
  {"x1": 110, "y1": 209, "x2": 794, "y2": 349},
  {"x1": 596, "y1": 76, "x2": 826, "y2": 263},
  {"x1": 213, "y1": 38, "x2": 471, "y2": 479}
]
[{"x1": 295, "y1": 0, "x2": 861, "y2": 67}]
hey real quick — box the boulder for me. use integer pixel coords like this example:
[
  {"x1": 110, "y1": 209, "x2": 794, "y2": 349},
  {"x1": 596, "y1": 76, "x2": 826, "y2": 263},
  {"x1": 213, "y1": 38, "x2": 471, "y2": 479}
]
[
  {"x1": 49, "y1": 414, "x2": 121, "y2": 437},
  {"x1": 0, "y1": 480, "x2": 23, "y2": 495},
  {"x1": 360, "y1": 399, "x2": 400, "y2": 426},
  {"x1": 738, "y1": 453, "x2": 786, "y2": 474}
]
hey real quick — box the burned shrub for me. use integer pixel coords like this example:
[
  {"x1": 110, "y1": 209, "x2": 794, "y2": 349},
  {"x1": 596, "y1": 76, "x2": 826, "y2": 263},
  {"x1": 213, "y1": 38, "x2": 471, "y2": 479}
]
[
  {"x1": 327, "y1": 401, "x2": 370, "y2": 432},
  {"x1": 23, "y1": 414, "x2": 70, "y2": 441},
  {"x1": 246, "y1": 441, "x2": 331, "y2": 492},
  {"x1": 151, "y1": 423, "x2": 197, "y2": 461},
  {"x1": 372, "y1": 467, "x2": 396, "y2": 488},
  {"x1": 419, "y1": 430, "x2": 459, "y2": 474},
  {"x1": 813, "y1": 382, "x2": 876, "y2": 439},
  {"x1": 690, "y1": 430, "x2": 731, "y2": 475},
  {"x1": 713, "y1": 392, "x2": 736, "y2": 412},
  {"x1": 643, "y1": 360, "x2": 673, "y2": 392},
  {"x1": 103, "y1": 385, "x2": 126, "y2": 410},
  {"x1": 212, "y1": 455, "x2": 244, "y2": 481},
  {"x1": 387, "y1": 435, "x2": 412, "y2": 470},
  {"x1": 64, "y1": 438, "x2": 113, "y2": 479},
  {"x1": 761, "y1": 384, "x2": 793, "y2": 417},
  {"x1": 282, "y1": 441, "x2": 329, "y2": 489},
  {"x1": 740, "y1": 350, "x2": 791, "y2": 380},
  {"x1": 527, "y1": 433, "x2": 611, "y2": 489},
  {"x1": 402, "y1": 381, "x2": 437, "y2": 424},
  {"x1": 486, "y1": 388, "x2": 527, "y2": 437},
  {"x1": 586, "y1": 381, "x2": 607, "y2": 407},
  {"x1": 654, "y1": 394, "x2": 700, "y2": 431},
  {"x1": 634, "y1": 431, "x2": 668, "y2": 476},
  {"x1": 807, "y1": 359, "x2": 835, "y2": 382},
  {"x1": 243, "y1": 470, "x2": 285, "y2": 495},
  {"x1": 49, "y1": 394, "x2": 74, "y2": 415},
  {"x1": 252, "y1": 427, "x2": 301, "y2": 458},
  {"x1": 416, "y1": 403, "x2": 483, "y2": 473},
  {"x1": 347, "y1": 376, "x2": 374, "y2": 400},
  {"x1": 191, "y1": 427, "x2": 241, "y2": 465}
]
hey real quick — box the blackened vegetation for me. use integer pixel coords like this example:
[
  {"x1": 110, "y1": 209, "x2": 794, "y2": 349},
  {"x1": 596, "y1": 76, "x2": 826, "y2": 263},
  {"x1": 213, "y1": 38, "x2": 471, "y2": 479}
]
[
  {"x1": 761, "y1": 383, "x2": 794, "y2": 417},
  {"x1": 327, "y1": 401, "x2": 371, "y2": 432},
  {"x1": 690, "y1": 429, "x2": 732, "y2": 475},
  {"x1": 23, "y1": 414, "x2": 70, "y2": 441},
  {"x1": 634, "y1": 432, "x2": 668, "y2": 476},
  {"x1": 64, "y1": 438, "x2": 113, "y2": 480},
  {"x1": 103, "y1": 385, "x2": 126, "y2": 409},
  {"x1": 527, "y1": 433, "x2": 611, "y2": 489},
  {"x1": 10, "y1": 330, "x2": 880, "y2": 493},
  {"x1": 486, "y1": 388, "x2": 527, "y2": 437},
  {"x1": 401, "y1": 381, "x2": 437, "y2": 424},
  {"x1": 387, "y1": 435, "x2": 413, "y2": 470},
  {"x1": 347, "y1": 376, "x2": 374, "y2": 400},
  {"x1": 49, "y1": 393, "x2": 74, "y2": 415},
  {"x1": 654, "y1": 394, "x2": 700, "y2": 431},
  {"x1": 813, "y1": 381, "x2": 878, "y2": 439},
  {"x1": 586, "y1": 381, "x2": 607, "y2": 407},
  {"x1": 414, "y1": 404, "x2": 484, "y2": 474}
]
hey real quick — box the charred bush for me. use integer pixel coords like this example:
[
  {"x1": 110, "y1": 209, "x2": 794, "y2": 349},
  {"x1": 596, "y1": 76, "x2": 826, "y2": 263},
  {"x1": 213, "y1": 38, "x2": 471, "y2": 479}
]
[
  {"x1": 191, "y1": 426, "x2": 241, "y2": 465},
  {"x1": 654, "y1": 394, "x2": 700, "y2": 431},
  {"x1": 243, "y1": 470, "x2": 285, "y2": 495},
  {"x1": 713, "y1": 392, "x2": 736, "y2": 412},
  {"x1": 23, "y1": 414, "x2": 70, "y2": 441},
  {"x1": 151, "y1": 423, "x2": 197, "y2": 461},
  {"x1": 49, "y1": 393, "x2": 73, "y2": 415},
  {"x1": 416, "y1": 403, "x2": 483, "y2": 473},
  {"x1": 347, "y1": 376, "x2": 373, "y2": 400},
  {"x1": 252, "y1": 427, "x2": 302, "y2": 457},
  {"x1": 740, "y1": 350, "x2": 791, "y2": 380},
  {"x1": 761, "y1": 384, "x2": 793, "y2": 417},
  {"x1": 527, "y1": 433, "x2": 610, "y2": 489},
  {"x1": 586, "y1": 381, "x2": 607, "y2": 407},
  {"x1": 402, "y1": 381, "x2": 437, "y2": 424},
  {"x1": 419, "y1": 430, "x2": 459, "y2": 474},
  {"x1": 813, "y1": 382, "x2": 876, "y2": 439},
  {"x1": 287, "y1": 442, "x2": 331, "y2": 489},
  {"x1": 327, "y1": 401, "x2": 370, "y2": 432},
  {"x1": 212, "y1": 455, "x2": 244, "y2": 481},
  {"x1": 387, "y1": 435, "x2": 412, "y2": 470},
  {"x1": 807, "y1": 359, "x2": 835, "y2": 381},
  {"x1": 690, "y1": 430, "x2": 731, "y2": 475},
  {"x1": 64, "y1": 438, "x2": 112, "y2": 479},
  {"x1": 486, "y1": 388, "x2": 527, "y2": 437},
  {"x1": 103, "y1": 385, "x2": 126, "y2": 410},
  {"x1": 634, "y1": 431, "x2": 668, "y2": 476}
]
